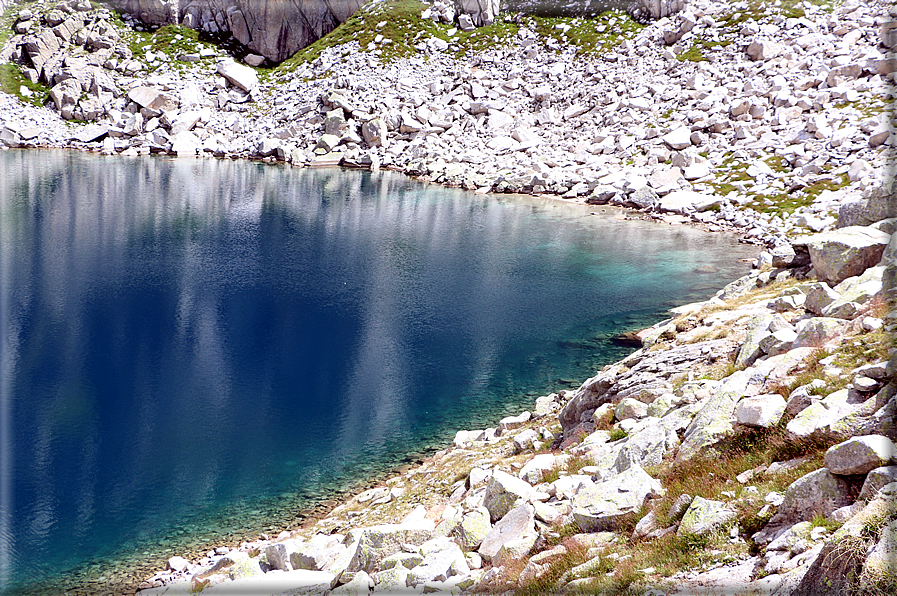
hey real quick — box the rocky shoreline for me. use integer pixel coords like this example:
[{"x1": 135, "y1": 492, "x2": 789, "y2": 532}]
[{"x1": 1, "y1": 0, "x2": 896, "y2": 594}]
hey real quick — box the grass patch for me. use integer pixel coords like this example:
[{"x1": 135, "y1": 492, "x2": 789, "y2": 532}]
[
  {"x1": 644, "y1": 422, "x2": 840, "y2": 552},
  {"x1": 515, "y1": 537, "x2": 589, "y2": 596},
  {"x1": 0, "y1": 63, "x2": 50, "y2": 107},
  {"x1": 566, "y1": 453, "x2": 595, "y2": 475},
  {"x1": 524, "y1": 9, "x2": 645, "y2": 55},
  {"x1": 116, "y1": 20, "x2": 218, "y2": 74},
  {"x1": 676, "y1": 39, "x2": 732, "y2": 62},
  {"x1": 718, "y1": 0, "x2": 837, "y2": 33},
  {"x1": 608, "y1": 427, "x2": 628, "y2": 442},
  {"x1": 278, "y1": 0, "x2": 441, "y2": 69},
  {"x1": 450, "y1": 14, "x2": 520, "y2": 56}
]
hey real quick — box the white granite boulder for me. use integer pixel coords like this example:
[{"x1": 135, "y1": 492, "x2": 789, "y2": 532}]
[
  {"x1": 859, "y1": 466, "x2": 897, "y2": 501},
  {"x1": 677, "y1": 370, "x2": 750, "y2": 461},
  {"x1": 453, "y1": 507, "x2": 492, "y2": 551},
  {"x1": 291, "y1": 534, "x2": 347, "y2": 572},
  {"x1": 657, "y1": 190, "x2": 722, "y2": 213},
  {"x1": 786, "y1": 389, "x2": 853, "y2": 437},
  {"x1": 792, "y1": 317, "x2": 846, "y2": 349}
]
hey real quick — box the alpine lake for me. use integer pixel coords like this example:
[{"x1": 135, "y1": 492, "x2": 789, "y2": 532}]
[{"x1": 0, "y1": 149, "x2": 757, "y2": 594}]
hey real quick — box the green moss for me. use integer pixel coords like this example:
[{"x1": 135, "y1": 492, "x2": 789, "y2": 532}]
[
  {"x1": 450, "y1": 14, "x2": 519, "y2": 56},
  {"x1": 118, "y1": 22, "x2": 216, "y2": 74},
  {"x1": 608, "y1": 427, "x2": 628, "y2": 441},
  {"x1": 0, "y1": 63, "x2": 50, "y2": 107},
  {"x1": 677, "y1": 39, "x2": 732, "y2": 62},
  {"x1": 278, "y1": 0, "x2": 442, "y2": 70},
  {"x1": 718, "y1": 0, "x2": 835, "y2": 33},
  {"x1": 525, "y1": 9, "x2": 644, "y2": 55}
]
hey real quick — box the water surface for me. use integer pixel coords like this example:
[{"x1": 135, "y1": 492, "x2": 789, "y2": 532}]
[{"x1": 0, "y1": 150, "x2": 755, "y2": 593}]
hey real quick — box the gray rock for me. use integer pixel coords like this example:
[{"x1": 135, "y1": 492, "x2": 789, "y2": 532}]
[
  {"x1": 737, "y1": 394, "x2": 787, "y2": 428},
  {"x1": 677, "y1": 496, "x2": 737, "y2": 536},
  {"x1": 627, "y1": 0, "x2": 684, "y2": 21},
  {"x1": 657, "y1": 190, "x2": 722, "y2": 213},
  {"x1": 795, "y1": 226, "x2": 891, "y2": 284},
  {"x1": 804, "y1": 283, "x2": 840, "y2": 315},
  {"x1": 627, "y1": 186, "x2": 659, "y2": 210},
  {"x1": 345, "y1": 520, "x2": 434, "y2": 573},
  {"x1": 410, "y1": 538, "x2": 468, "y2": 584},
  {"x1": 661, "y1": 126, "x2": 692, "y2": 150},
  {"x1": 324, "y1": 108, "x2": 347, "y2": 136},
  {"x1": 792, "y1": 317, "x2": 846, "y2": 349},
  {"x1": 361, "y1": 119, "x2": 386, "y2": 147},
  {"x1": 291, "y1": 534, "x2": 347, "y2": 572},
  {"x1": 753, "y1": 468, "x2": 854, "y2": 545},
  {"x1": 786, "y1": 389, "x2": 852, "y2": 438},
  {"x1": 482, "y1": 470, "x2": 534, "y2": 522},
  {"x1": 824, "y1": 435, "x2": 896, "y2": 476},
  {"x1": 858, "y1": 466, "x2": 897, "y2": 501},
  {"x1": 668, "y1": 494, "x2": 693, "y2": 521},
  {"x1": 498, "y1": 411, "x2": 530, "y2": 432},
  {"x1": 677, "y1": 370, "x2": 750, "y2": 462},
  {"x1": 71, "y1": 124, "x2": 109, "y2": 143},
  {"x1": 453, "y1": 507, "x2": 492, "y2": 551},
  {"x1": 613, "y1": 421, "x2": 676, "y2": 474},
  {"x1": 747, "y1": 39, "x2": 783, "y2": 61},
  {"x1": 170, "y1": 131, "x2": 201, "y2": 157},
  {"x1": 217, "y1": 60, "x2": 258, "y2": 92},
  {"x1": 265, "y1": 542, "x2": 293, "y2": 571},
  {"x1": 822, "y1": 266, "x2": 884, "y2": 319},
  {"x1": 614, "y1": 398, "x2": 648, "y2": 421},
  {"x1": 478, "y1": 503, "x2": 534, "y2": 562},
  {"x1": 571, "y1": 465, "x2": 663, "y2": 532},
  {"x1": 736, "y1": 313, "x2": 776, "y2": 368}
]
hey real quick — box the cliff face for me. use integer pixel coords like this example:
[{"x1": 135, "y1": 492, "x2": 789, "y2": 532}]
[{"x1": 117, "y1": 0, "x2": 364, "y2": 62}]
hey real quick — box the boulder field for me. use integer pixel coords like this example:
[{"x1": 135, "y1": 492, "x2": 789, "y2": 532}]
[{"x1": 1, "y1": 0, "x2": 895, "y2": 594}]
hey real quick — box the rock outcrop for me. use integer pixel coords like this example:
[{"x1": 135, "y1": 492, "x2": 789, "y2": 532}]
[{"x1": 117, "y1": 0, "x2": 365, "y2": 62}]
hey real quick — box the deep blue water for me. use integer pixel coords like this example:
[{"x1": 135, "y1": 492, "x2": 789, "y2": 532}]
[{"x1": 0, "y1": 150, "x2": 755, "y2": 593}]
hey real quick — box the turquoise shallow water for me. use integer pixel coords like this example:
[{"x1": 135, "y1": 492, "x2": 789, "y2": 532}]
[{"x1": 0, "y1": 150, "x2": 756, "y2": 594}]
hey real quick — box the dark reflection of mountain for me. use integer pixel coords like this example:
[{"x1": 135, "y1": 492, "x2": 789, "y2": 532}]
[
  {"x1": 504, "y1": 0, "x2": 629, "y2": 17},
  {"x1": 0, "y1": 150, "x2": 755, "y2": 594}
]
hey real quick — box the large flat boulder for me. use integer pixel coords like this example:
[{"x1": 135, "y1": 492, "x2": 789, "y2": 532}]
[
  {"x1": 657, "y1": 190, "x2": 722, "y2": 213},
  {"x1": 571, "y1": 465, "x2": 663, "y2": 532},
  {"x1": 794, "y1": 226, "x2": 891, "y2": 284},
  {"x1": 217, "y1": 60, "x2": 258, "y2": 92}
]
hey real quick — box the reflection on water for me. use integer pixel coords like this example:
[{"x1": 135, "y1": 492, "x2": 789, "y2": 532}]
[{"x1": 0, "y1": 150, "x2": 755, "y2": 593}]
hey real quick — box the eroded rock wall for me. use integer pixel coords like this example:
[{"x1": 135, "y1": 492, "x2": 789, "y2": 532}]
[{"x1": 117, "y1": 0, "x2": 364, "y2": 62}]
